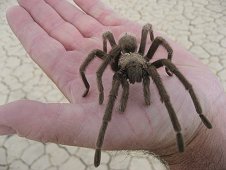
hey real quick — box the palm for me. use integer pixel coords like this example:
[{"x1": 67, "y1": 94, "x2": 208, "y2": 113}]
[
  {"x1": 49, "y1": 23, "x2": 142, "y2": 104},
  {"x1": 2, "y1": 0, "x2": 223, "y2": 156}
]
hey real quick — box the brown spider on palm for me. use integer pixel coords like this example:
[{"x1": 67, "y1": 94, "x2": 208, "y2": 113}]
[{"x1": 79, "y1": 23, "x2": 212, "y2": 167}]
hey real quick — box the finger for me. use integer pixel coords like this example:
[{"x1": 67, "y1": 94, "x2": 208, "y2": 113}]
[
  {"x1": 45, "y1": 0, "x2": 105, "y2": 38},
  {"x1": 18, "y1": 0, "x2": 84, "y2": 50},
  {"x1": 0, "y1": 100, "x2": 145, "y2": 150},
  {"x1": 6, "y1": 6, "x2": 75, "y2": 84},
  {"x1": 73, "y1": 0, "x2": 127, "y2": 26},
  {"x1": 0, "y1": 100, "x2": 98, "y2": 148}
]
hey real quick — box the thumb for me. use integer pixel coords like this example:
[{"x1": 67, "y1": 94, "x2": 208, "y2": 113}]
[{"x1": 0, "y1": 100, "x2": 98, "y2": 148}]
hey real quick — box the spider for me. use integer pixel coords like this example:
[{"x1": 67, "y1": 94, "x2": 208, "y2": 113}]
[{"x1": 79, "y1": 23, "x2": 212, "y2": 167}]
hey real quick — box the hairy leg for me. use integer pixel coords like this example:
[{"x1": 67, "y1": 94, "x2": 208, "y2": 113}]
[
  {"x1": 96, "y1": 55, "x2": 112, "y2": 104},
  {"x1": 94, "y1": 72, "x2": 122, "y2": 167},
  {"x1": 102, "y1": 31, "x2": 117, "y2": 53},
  {"x1": 147, "y1": 65, "x2": 184, "y2": 152},
  {"x1": 143, "y1": 75, "x2": 151, "y2": 105},
  {"x1": 138, "y1": 23, "x2": 154, "y2": 55},
  {"x1": 154, "y1": 59, "x2": 212, "y2": 129},
  {"x1": 119, "y1": 77, "x2": 129, "y2": 112},
  {"x1": 79, "y1": 49, "x2": 107, "y2": 97},
  {"x1": 145, "y1": 36, "x2": 173, "y2": 61},
  {"x1": 145, "y1": 36, "x2": 173, "y2": 76}
]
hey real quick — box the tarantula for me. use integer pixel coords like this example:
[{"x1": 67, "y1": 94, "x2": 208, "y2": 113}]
[{"x1": 79, "y1": 23, "x2": 212, "y2": 167}]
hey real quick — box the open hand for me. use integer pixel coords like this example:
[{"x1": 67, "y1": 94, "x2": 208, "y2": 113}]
[{"x1": 2, "y1": 0, "x2": 225, "y2": 166}]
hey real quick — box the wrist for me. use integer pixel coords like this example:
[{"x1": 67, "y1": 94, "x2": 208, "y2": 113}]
[{"x1": 161, "y1": 94, "x2": 226, "y2": 170}]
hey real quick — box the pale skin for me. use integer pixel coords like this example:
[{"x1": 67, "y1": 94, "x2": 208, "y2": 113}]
[{"x1": 1, "y1": 0, "x2": 226, "y2": 169}]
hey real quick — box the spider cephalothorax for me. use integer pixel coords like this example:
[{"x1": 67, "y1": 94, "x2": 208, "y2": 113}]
[
  {"x1": 79, "y1": 23, "x2": 212, "y2": 167},
  {"x1": 119, "y1": 52, "x2": 147, "y2": 84}
]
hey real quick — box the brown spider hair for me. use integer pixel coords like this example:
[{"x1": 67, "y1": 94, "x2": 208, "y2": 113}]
[{"x1": 79, "y1": 23, "x2": 212, "y2": 167}]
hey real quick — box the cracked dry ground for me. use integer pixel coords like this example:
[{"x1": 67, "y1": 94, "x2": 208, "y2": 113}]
[{"x1": 0, "y1": 0, "x2": 226, "y2": 170}]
